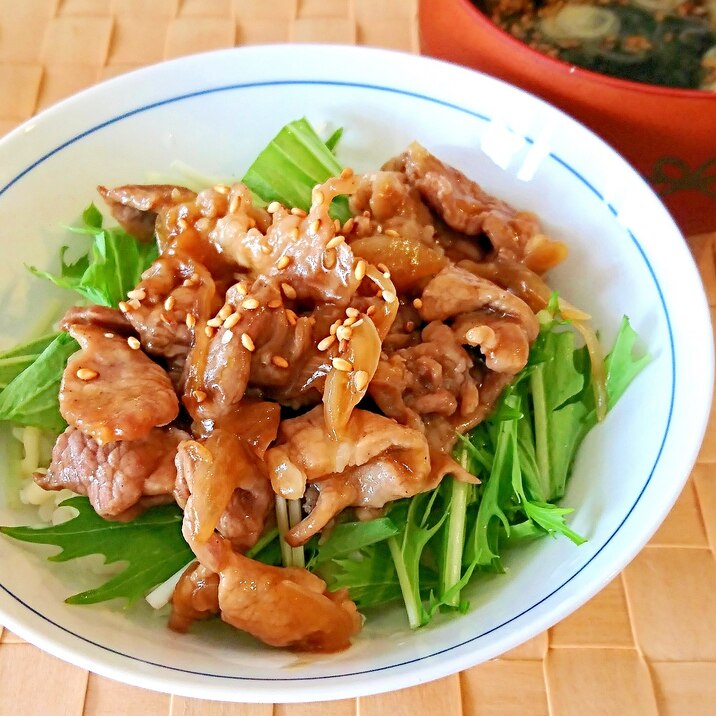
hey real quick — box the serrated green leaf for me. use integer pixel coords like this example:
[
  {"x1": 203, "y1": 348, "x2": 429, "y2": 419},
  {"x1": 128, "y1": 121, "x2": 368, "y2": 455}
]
[
  {"x1": 0, "y1": 496, "x2": 193, "y2": 604},
  {"x1": 28, "y1": 204, "x2": 158, "y2": 308}
]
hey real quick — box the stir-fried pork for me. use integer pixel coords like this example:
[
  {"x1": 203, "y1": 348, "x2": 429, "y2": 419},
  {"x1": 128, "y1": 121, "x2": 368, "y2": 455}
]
[
  {"x1": 60, "y1": 324, "x2": 179, "y2": 444},
  {"x1": 266, "y1": 407, "x2": 433, "y2": 545},
  {"x1": 63, "y1": 141, "x2": 574, "y2": 652},
  {"x1": 36, "y1": 426, "x2": 188, "y2": 518},
  {"x1": 175, "y1": 428, "x2": 273, "y2": 551},
  {"x1": 186, "y1": 530, "x2": 360, "y2": 652},
  {"x1": 179, "y1": 460, "x2": 360, "y2": 651},
  {"x1": 59, "y1": 305, "x2": 133, "y2": 335},
  {"x1": 370, "y1": 321, "x2": 480, "y2": 429},
  {"x1": 169, "y1": 562, "x2": 220, "y2": 633},
  {"x1": 98, "y1": 184, "x2": 196, "y2": 242},
  {"x1": 419, "y1": 264, "x2": 539, "y2": 339},
  {"x1": 397, "y1": 142, "x2": 567, "y2": 272}
]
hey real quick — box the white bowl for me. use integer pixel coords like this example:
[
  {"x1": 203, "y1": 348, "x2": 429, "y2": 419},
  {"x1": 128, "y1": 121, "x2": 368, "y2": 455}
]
[{"x1": 0, "y1": 44, "x2": 711, "y2": 703}]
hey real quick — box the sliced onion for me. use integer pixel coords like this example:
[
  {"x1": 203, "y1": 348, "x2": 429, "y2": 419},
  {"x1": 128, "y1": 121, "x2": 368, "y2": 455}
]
[
  {"x1": 702, "y1": 46, "x2": 716, "y2": 91},
  {"x1": 541, "y1": 5, "x2": 620, "y2": 42},
  {"x1": 632, "y1": 0, "x2": 683, "y2": 12},
  {"x1": 145, "y1": 562, "x2": 195, "y2": 610}
]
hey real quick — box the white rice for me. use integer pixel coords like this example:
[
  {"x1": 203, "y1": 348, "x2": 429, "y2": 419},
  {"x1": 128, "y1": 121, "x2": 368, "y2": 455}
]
[{"x1": 13, "y1": 426, "x2": 77, "y2": 525}]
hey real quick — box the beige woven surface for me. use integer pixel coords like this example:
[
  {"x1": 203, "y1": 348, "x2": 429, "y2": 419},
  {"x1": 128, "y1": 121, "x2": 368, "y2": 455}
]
[{"x1": 1, "y1": 1, "x2": 715, "y2": 713}]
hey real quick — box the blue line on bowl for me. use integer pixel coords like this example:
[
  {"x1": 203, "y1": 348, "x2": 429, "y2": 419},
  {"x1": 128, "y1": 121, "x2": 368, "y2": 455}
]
[{"x1": 0, "y1": 78, "x2": 675, "y2": 682}]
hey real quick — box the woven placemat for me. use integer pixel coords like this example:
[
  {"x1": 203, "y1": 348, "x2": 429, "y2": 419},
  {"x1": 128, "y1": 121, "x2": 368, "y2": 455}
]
[{"x1": 1, "y1": 1, "x2": 715, "y2": 713}]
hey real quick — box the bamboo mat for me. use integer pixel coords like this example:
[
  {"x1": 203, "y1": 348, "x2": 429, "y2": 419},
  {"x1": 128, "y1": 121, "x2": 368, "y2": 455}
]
[{"x1": 1, "y1": 1, "x2": 715, "y2": 714}]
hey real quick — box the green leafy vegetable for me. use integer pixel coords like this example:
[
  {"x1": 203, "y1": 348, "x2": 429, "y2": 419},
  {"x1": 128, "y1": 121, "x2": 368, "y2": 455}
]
[
  {"x1": 28, "y1": 204, "x2": 158, "y2": 308},
  {"x1": 318, "y1": 308, "x2": 647, "y2": 626},
  {"x1": 242, "y1": 118, "x2": 351, "y2": 223},
  {"x1": 0, "y1": 333, "x2": 78, "y2": 431},
  {"x1": 320, "y1": 542, "x2": 404, "y2": 610},
  {"x1": 604, "y1": 316, "x2": 651, "y2": 410},
  {"x1": 0, "y1": 333, "x2": 60, "y2": 390},
  {"x1": 310, "y1": 516, "x2": 401, "y2": 566},
  {"x1": 0, "y1": 497, "x2": 194, "y2": 604},
  {"x1": 324, "y1": 127, "x2": 344, "y2": 153}
]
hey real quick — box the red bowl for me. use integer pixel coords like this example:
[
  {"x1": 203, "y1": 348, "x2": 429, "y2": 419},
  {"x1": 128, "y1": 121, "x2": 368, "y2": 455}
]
[{"x1": 419, "y1": 0, "x2": 716, "y2": 236}]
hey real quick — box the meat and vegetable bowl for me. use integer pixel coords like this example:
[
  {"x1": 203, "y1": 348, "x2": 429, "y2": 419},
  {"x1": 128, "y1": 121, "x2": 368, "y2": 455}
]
[{"x1": 0, "y1": 118, "x2": 647, "y2": 654}]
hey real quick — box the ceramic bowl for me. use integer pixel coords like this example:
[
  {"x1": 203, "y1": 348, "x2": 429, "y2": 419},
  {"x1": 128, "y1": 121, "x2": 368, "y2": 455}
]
[
  {"x1": 418, "y1": 0, "x2": 716, "y2": 236},
  {"x1": 0, "y1": 44, "x2": 711, "y2": 702}
]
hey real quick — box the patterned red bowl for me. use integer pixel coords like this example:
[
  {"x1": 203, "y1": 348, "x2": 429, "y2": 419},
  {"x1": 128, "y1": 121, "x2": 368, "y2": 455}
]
[{"x1": 419, "y1": 0, "x2": 716, "y2": 236}]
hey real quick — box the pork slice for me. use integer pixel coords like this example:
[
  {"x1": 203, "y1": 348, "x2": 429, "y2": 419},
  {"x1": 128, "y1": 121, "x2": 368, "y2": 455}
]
[
  {"x1": 36, "y1": 426, "x2": 188, "y2": 518},
  {"x1": 419, "y1": 264, "x2": 539, "y2": 341},
  {"x1": 59, "y1": 305, "x2": 133, "y2": 335},
  {"x1": 98, "y1": 184, "x2": 196, "y2": 242},
  {"x1": 60, "y1": 324, "x2": 179, "y2": 444},
  {"x1": 265, "y1": 406, "x2": 433, "y2": 545}
]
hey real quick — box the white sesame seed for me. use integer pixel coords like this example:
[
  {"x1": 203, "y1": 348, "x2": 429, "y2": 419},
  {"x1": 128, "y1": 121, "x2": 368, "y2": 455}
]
[
  {"x1": 241, "y1": 333, "x2": 255, "y2": 352},
  {"x1": 332, "y1": 357, "x2": 353, "y2": 372},
  {"x1": 384, "y1": 229, "x2": 400, "y2": 238},
  {"x1": 276, "y1": 255, "x2": 291, "y2": 270},
  {"x1": 267, "y1": 299, "x2": 282, "y2": 309},
  {"x1": 207, "y1": 317, "x2": 222, "y2": 328},
  {"x1": 204, "y1": 325, "x2": 215, "y2": 338},
  {"x1": 164, "y1": 295, "x2": 176, "y2": 311},
  {"x1": 317, "y1": 335, "x2": 336, "y2": 351},
  {"x1": 336, "y1": 325, "x2": 352, "y2": 341},
  {"x1": 285, "y1": 309, "x2": 298, "y2": 326},
  {"x1": 260, "y1": 245, "x2": 272, "y2": 255},
  {"x1": 128, "y1": 298, "x2": 141, "y2": 310},
  {"x1": 229, "y1": 196, "x2": 240, "y2": 214},
  {"x1": 177, "y1": 218, "x2": 189, "y2": 232},
  {"x1": 241, "y1": 297, "x2": 260, "y2": 310},
  {"x1": 346, "y1": 307, "x2": 360, "y2": 318},
  {"x1": 290, "y1": 207, "x2": 307, "y2": 217},
  {"x1": 382, "y1": 290, "x2": 397, "y2": 304},
  {"x1": 76, "y1": 368, "x2": 98, "y2": 381},
  {"x1": 186, "y1": 313, "x2": 196, "y2": 329},
  {"x1": 104, "y1": 332, "x2": 114, "y2": 339},
  {"x1": 221, "y1": 329, "x2": 234, "y2": 345},
  {"x1": 413, "y1": 298, "x2": 423, "y2": 310},
  {"x1": 194, "y1": 389, "x2": 207, "y2": 403},
  {"x1": 127, "y1": 288, "x2": 146, "y2": 301},
  {"x1": 313, "y1": 189, "x2": 325, "y2": 206},
  {"x1": 354, "y1": 259, "x2": 366, "y2": 281},
  {"x1": 353, "y1": 370, "x2": 369, "y2": 392},
  {"x1": 235, "y1": 281, "x2": 248, "y2": 296},
  {"x1": 340, "y1": 167, "x2": 354, "y2": 179},
  {"x1": 324, "y1": 250, "x2": 336, "y2": 269},
  {"x1": 223, "y1": 312, "x2": 241, "y2": 329},
  {"x1": 281, "y1": 283, "x2": 297, "y2": 300},
  {"x1": 213, "y1": 184, "x2": 230, "y2": 195},
  {"x1": 310, "y1": 219, "x2": 321, "y2": 234},
  {"x1": 342, "y1": 217, "x2": 355, "y2": 234},
  {"x1": 127, "y1": 336, "x2": 141, "y2": 350},
  {"x1": 171, "y1": 188, "x2": 183, "y2": 202},
  {"x1": 218, "y1": 304, "x2": 233, "y2": 321},
  {"x1": 118, "y1": 301, "x2": 130, "y2": 313},
  {"x1": 326, "y1": 235, "x2": 345, "y2": 250},
  {"x1": 267, "y1": 201, "x2": 281, "y2": 213},
  {"x1": 272, "y1": 355, "x2": 289, "y2": 368}
]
